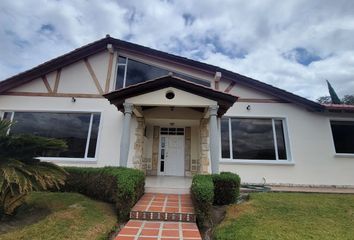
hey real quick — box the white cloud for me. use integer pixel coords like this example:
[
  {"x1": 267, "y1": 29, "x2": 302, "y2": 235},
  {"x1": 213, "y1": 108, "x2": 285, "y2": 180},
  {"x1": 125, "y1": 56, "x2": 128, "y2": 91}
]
[{"x1": 0, "y1": 0, "x2": 353, "y2": 100}]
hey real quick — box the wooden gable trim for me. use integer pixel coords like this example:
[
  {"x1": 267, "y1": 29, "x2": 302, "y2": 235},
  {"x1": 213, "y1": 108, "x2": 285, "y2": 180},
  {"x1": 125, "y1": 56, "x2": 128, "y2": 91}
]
[
  {"x1": 105, "y1": 52, "x2": 114, "y2": 93},
  {"x1": 104, "y1": 75, "x2": 238, "y2": 116},
  {"x1": 53, "y1": 69, "x2": 61, "y2": 93},
  {"x1": 84, "y1": 58, "x2": 104, "y2": 95},
  {"x1": 41, "y1": 75, "x2": 53, "y2": 93},
  {"x1": 2, "y1": 92, "x2": 103, "y2": 98},
  {"x1": 237, "y1": 98, "x2": 290, "y2": 103},
  {"x1": 224, "y1": 81, "x2": 236, "y2": 93}
]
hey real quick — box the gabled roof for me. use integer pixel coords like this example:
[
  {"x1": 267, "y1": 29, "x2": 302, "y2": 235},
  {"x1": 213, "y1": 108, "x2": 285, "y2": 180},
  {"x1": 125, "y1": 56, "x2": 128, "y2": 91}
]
[
  {"x1": 0, "y1": 35, "x2": 325, "y2": 111},
  {"x1": 103, "y1": 75, "x2": 238, "y2": 116}
]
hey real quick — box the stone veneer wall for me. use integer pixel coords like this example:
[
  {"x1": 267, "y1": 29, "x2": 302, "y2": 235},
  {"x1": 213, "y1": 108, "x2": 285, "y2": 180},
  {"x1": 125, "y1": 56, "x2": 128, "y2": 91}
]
[
  {"x1": 184, "y1": 127, "x2": 191, "y2": 176},
  {"x1": 148, "y1": 126, "x2": 160, "y2": 176},
  {"x1": 133, "y1": 117, "x2": 146, "y2": 170},
  {"x1": 198, "y1": 118, "x2": 210, "y2": 174}
]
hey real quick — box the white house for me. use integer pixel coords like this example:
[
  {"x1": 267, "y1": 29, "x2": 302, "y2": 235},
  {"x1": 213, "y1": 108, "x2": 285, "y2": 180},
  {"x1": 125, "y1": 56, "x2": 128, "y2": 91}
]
[{"x1": 1, "y1": 36, "x2": 354, "y2": 187}]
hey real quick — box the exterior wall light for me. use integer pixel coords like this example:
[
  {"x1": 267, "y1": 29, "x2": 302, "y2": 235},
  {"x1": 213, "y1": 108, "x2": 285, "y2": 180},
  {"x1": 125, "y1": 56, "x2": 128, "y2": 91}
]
[
  {"x1": 246, "y1": 105, "x2": 251, "y2": 111},
  {"x1": 165, "y1": 91, "x2": 175, "y2": 100},
  {"x1": 71, "y1": 97, "x2": 76, "y2": 103}
]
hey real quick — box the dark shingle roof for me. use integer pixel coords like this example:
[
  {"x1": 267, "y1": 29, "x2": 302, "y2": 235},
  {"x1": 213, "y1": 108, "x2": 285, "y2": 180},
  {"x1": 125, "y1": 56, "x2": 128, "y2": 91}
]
[{"x1": 0, "y1": 35, "x2": 324, "y2": 111}]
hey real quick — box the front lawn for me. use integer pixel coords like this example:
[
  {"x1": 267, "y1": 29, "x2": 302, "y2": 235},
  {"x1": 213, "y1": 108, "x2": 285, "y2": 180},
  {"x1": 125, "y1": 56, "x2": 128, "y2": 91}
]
[
  {"x1": 214, "y1": 192, "x2": 354, "y2": 240},
  {"x1": 0, "y1": 192, "x2": 117, "y2": 240}
]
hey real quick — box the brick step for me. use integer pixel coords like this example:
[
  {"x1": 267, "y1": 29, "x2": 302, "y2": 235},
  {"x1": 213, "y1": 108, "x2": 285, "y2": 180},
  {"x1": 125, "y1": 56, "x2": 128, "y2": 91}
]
[
  {"x1": 145, "y1": 186, "x2": 190, "y2": 194},
  {"x1": 130, "y1": 210, "x2": 196, "y2": 222},
  {"x1": 129, "y1": 193, "x2": 196, "y2": 223},
  {"x1": 115, "y1": 220, "x2": 202, "y2": 240}
]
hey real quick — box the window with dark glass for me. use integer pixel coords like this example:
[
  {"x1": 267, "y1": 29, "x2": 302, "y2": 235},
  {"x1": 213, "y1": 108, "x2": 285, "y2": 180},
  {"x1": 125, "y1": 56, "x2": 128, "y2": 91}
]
[
  {"x1": 8, "y1": 112, "x2": 100, "y2": 159},
  {"x1": 115, "y1": 56, "x2": 210, "y2": 89},
  {"x1": 2, "y1": 112, "x2": 13, "y2": 121},
  {"x1": 330, "y1": 121, "x2": 354, "y2": 154},
  {"x1": 221, "y1": 117, "x2": 288, "y2": 160},
  {"x1": 221, "y1": 118, "x2": 230, "y2": 158}
]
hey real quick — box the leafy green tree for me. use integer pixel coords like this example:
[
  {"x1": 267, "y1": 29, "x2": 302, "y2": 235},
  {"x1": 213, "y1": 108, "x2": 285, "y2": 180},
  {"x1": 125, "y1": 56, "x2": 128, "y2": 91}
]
[{"x1": 0, "y1": 119, "x2": 68, "y2": 217}]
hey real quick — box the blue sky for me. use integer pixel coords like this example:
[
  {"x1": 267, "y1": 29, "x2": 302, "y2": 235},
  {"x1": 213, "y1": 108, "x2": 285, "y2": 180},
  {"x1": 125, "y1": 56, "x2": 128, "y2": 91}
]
[{"x1": 1, "y1": 0, "x2": 354, "y2": 100}]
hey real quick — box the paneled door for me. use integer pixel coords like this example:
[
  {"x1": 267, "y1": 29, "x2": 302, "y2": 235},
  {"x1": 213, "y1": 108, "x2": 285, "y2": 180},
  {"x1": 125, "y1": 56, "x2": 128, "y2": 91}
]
[{"x1": 159, "y1": 128, "x2": 185, "y2": 176}]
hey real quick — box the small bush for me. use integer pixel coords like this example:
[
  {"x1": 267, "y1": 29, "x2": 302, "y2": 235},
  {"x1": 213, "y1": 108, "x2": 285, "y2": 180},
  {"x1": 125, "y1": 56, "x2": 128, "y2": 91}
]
[
  {"x1": 63, "y1": 167, "x2": 145, "y2": 221},
  {"x1": 191, "y1": 174, "x2": 214, "y2": 228},
  {"x1": 212, "y1": 172, "x2": 241, "y2": 205}
]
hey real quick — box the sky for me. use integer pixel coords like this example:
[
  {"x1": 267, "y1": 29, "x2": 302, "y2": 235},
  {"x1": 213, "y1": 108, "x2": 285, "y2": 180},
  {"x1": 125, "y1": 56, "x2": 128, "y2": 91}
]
[{"x1": 1, "y1": 0, "x2": 354, "y2": 100}]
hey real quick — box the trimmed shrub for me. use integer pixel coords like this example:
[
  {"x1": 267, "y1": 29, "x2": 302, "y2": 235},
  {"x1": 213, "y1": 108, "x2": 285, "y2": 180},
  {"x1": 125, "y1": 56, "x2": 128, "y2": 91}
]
[
  {"x1": 212, "y1": 172, "x2": 241, "y2": 205},
  {"x1": 191, "y1": 172, "x2": 241, "y2": 227},
  {"x1": 63, "y1": 167, "x2": 145, "y2": 221},
  {"x1": 191, "y1": 174, "x2": 214, "y2": 228}
]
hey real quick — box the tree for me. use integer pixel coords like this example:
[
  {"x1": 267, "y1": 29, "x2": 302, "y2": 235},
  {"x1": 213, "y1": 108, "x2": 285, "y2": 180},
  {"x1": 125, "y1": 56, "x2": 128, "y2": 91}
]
[
  {"x1": 0, "y1": 119, "x2": 68, "y2": 217},
  {"x1": 317, "y1": 96, "x2": 332, "y2": 104},
  {"x1": 317, "y1": 94, "x2": 354, "y2": 105},
  {"x1": 326, "y1": 80, "x2": 342, "y2": 104},
  {"x1": 342, "y1": 95, "x2": 354, "y2": 105}
]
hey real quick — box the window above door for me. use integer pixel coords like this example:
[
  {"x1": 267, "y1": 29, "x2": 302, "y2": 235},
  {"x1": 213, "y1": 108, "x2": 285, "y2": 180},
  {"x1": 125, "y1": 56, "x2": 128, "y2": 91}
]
[{"x1": 115, "y1": 56, "x2": 210, "y2": 89}]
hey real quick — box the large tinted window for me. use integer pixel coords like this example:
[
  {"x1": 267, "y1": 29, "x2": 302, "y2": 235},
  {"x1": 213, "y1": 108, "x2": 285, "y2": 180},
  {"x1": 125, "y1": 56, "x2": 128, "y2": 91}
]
[
  {"x1": 10, "y1": 112, "x2": 100, "y2": 158},
  {"x1": 331, "y1": 121, "x2": 354, "y2": 154},
  {"x1": 221, "y1": 118, "x2": 230, "y2": 158},
  {"x1": 221, "y1": 118, "x2": 288, "y2": 160},
  {"x1": 125, "y1": 59, "x2": 169, "y2": 86},
  {"x1": 115, "y1": 56, "x2": 210, "y2": 89},
  {"x1": 232, "y1": 118, "x2": 275, "y2": 160}
]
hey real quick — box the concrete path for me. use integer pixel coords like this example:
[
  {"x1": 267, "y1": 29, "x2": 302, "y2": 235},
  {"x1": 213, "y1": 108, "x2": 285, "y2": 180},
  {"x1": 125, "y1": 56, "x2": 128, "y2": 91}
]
[{"x1": 271, "y1": 186, "x2": 354, "y2": 194}]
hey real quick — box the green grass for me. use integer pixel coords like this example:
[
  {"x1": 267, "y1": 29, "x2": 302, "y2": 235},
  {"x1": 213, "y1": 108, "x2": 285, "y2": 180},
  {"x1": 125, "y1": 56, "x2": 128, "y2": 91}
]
[
  {"x1": 0, "y1": 192, "x2": 117, "y2": 240},
  {"x1": 214, "y1": 192, "x2": 354, "y2": 240}
]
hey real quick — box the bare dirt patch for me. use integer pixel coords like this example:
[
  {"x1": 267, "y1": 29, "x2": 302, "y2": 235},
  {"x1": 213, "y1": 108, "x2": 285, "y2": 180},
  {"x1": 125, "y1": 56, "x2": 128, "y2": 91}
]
[{"x1": 0, "y1": 204, "x2": 50, "y2": 234}]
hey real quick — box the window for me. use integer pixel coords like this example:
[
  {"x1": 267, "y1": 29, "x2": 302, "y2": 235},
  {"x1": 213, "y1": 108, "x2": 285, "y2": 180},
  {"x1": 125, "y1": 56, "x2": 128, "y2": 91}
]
[
  {"x1": 3, "y1": 111, "x2": 101, "y2": 160},
  {"x1": 330, "y1": 121, "x2": 354, "y2": 154},
  {"x1": 221, "y1": 117, "x2": 289, "y2": 161},
  {"x1": 160, "y1": 128, "x2": 184, "y2": 135},
  {"x1": 115, "y1": 56, "x2": 210, "y2": 89}
]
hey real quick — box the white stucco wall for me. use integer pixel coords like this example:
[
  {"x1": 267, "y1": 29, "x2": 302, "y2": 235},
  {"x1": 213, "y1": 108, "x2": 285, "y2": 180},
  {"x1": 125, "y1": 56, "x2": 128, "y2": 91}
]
[
  {"x1": 0, "y1": 50, "x2": 122, "y2": 167},
  {"x1": 1, "y1": 47, "x2": 354, "y2": 186},
  {"x1": 126, "y1": 87, "x2": 217, "y2": 107},
  {"x1": 0, "y1": 95, "x2": 123, "y2": 167},
  {"x1": 219, "y1": 88, "x2": 354, "y2": 186}
]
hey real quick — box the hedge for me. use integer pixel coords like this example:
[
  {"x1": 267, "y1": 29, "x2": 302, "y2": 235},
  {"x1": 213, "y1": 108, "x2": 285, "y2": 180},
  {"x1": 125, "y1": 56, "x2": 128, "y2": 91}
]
[
  {"x1": 191, "y1": 174, "x2": 214, "y2": 227},
  {"x1": 212, "y1": 172, "x2": 241, "y2": 205},
  {"x1": 191, "y1": 172, "x2": 241, "y2": 227},
  {"x1": 62, "y1": 167, "x2": 145, "y2": 221}
]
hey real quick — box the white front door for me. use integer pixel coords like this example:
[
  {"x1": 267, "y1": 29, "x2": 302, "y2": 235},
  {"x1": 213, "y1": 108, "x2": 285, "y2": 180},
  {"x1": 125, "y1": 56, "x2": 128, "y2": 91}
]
[{"x1": 159, "y1": 128, "x2": 185, "y2": 176}]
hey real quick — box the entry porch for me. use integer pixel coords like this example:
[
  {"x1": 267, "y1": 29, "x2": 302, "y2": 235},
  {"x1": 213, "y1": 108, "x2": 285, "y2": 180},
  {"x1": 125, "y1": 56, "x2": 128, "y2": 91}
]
[{"x1": 104, "y1": 75, "x2": 238, "y2": 176}]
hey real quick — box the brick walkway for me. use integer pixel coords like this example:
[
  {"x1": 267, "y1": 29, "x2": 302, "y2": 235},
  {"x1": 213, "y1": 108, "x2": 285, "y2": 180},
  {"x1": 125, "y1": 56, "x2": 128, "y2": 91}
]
[{"x1": 115, "y1": 193, "x2": 202, "y2": 240}]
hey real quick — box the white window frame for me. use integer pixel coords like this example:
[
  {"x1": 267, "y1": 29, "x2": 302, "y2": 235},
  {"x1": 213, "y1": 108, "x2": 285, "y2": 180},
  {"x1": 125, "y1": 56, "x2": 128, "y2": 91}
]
[
  {"x1": 220, "y1": 116, "x2": 293, "y2": 165},
  {"x1": 1, "y1": 110, "x2": 102, "y2": 163},
  {"x1": 114, "y1": 54, "x2": 210, "y2": 89},
  {"x1": 328, "y1": 118, "x2": 354, "y2": 158}
]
